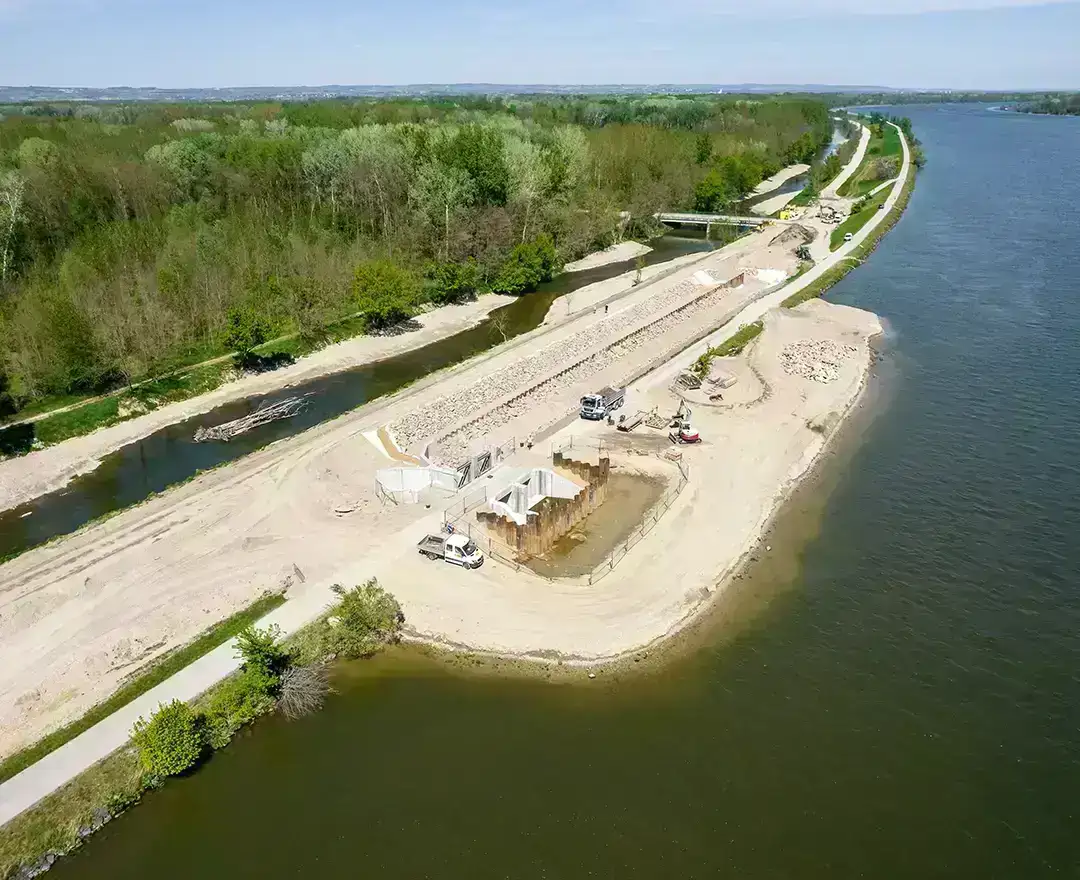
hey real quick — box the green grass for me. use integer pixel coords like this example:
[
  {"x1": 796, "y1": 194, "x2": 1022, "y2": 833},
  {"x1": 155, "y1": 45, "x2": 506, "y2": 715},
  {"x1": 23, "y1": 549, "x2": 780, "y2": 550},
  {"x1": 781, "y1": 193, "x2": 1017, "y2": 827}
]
[
  {"x1": 0, "y1": 591, "x2": 286, "y2": 786},
  {"x1": 830, "y1": 189, "x2": 891, "y2": 251},
  {"x1": 693, "y1": 321, "x2": 764, "y2": 377},
  {"x1": 839, "y1": 122, "x2": 902, "y2": 197},
  {"x1": 784, "y1": 169, "x2": 916, "y2": 309},
  {"x1": 33, "y1": 398, "x2": 123, "y2": 447},
  {"x1": 0, "y1": 748, "x2": 143, "y2": 878}
]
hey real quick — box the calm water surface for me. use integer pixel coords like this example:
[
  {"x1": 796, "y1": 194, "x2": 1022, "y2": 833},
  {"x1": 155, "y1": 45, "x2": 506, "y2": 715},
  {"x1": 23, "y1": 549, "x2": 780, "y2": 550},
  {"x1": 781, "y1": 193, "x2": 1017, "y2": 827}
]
[{"x1": 59, "y1": 105, "x2": 1080, "y2": 878}]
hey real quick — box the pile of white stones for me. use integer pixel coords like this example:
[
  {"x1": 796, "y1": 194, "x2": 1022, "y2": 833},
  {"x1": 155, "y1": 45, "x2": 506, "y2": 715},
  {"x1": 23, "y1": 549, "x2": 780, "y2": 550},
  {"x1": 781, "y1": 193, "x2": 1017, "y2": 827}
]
[
  {"x1": 392, "y1": 278, "x2": 704, "y2": 456},
  {"x1": 433, "y1": 279, "x2": 738, "y2": 464},
  {"x1": 780, "y1": 340, "x2": 858, "y2": 383}
]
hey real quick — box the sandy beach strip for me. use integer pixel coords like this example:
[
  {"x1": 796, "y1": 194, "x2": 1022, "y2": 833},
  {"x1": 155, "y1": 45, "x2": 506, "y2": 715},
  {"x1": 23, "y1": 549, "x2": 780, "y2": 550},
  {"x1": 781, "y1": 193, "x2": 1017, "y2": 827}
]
[{"x1": 564, "y1": 240, "x2": 651, "y2": 272}]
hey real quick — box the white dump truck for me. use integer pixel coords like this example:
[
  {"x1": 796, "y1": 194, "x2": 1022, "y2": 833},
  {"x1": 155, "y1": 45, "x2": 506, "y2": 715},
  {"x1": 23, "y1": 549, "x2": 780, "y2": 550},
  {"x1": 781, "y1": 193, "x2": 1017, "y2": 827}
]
[
  {"x1": 580, "y1": 386, "x2": 625, "y2": 420},
  {"x1": 417, "y1": 533, "x2": 485, "y2": 569}
]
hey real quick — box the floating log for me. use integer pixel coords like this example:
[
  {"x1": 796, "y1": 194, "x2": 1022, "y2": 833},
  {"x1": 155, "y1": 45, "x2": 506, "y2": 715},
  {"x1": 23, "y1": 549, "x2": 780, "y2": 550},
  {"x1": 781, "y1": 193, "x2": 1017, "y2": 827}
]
[{"x1": 194, "y1": 395, "x2": 309, "y2": 442}]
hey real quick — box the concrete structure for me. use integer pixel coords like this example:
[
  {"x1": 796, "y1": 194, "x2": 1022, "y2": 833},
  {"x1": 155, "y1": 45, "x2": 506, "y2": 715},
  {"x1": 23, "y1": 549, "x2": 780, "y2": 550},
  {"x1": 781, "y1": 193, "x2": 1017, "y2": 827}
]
[{"x1": 477, "y1": 451, "x2": 611, "y2": 559}]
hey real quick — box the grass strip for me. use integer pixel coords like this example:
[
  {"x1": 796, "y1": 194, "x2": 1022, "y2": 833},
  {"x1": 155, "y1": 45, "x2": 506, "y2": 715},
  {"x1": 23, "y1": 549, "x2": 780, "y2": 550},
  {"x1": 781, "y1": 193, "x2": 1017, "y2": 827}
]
[
  {"x1": 784, "y1": 168, "x2": 915, "y2": 310},
  {"x1": 829, "y1": 188, "x2": 892, "y2": 250},
  {"x1": 0, "y1": 591, "x2": 286, "y2": 785}
]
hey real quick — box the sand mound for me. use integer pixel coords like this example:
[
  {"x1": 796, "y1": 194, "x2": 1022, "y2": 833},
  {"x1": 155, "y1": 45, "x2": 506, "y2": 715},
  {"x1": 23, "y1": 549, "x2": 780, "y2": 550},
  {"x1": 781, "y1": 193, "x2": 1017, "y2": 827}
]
[{"x1": 769, "y1": 224, "x2": 816, "y2": 248}]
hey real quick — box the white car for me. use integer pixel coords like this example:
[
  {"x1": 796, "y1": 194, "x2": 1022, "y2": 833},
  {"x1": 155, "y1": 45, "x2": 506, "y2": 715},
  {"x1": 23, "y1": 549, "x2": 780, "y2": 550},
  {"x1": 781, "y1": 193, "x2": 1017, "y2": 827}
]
[{"x1": 844, "y1": 232, "x2": 854, "y2": 242}]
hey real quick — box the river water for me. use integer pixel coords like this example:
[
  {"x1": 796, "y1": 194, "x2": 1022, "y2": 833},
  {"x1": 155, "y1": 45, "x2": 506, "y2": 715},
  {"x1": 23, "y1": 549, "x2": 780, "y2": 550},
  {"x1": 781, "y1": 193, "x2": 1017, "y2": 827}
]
[
  {"x1": 0, "y1": 233, "x2": 718, "y2": 560},
  {"x1": 56, "y1": 105, "x2": 1080, "y2": 878}
]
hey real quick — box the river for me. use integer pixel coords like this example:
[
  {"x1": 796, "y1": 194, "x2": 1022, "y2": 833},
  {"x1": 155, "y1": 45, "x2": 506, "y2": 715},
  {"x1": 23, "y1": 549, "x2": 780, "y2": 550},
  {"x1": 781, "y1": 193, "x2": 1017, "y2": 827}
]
[{"x1": 55, "y1": 104, "x2": 1080, "y2": 878}]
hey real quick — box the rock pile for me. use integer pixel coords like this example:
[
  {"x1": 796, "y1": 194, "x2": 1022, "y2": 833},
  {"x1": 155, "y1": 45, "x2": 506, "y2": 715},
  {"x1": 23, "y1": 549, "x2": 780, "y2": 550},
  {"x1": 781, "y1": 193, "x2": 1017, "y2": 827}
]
[
  {"x1": 392, "y1": 277, "x2": 710, "y2": 457},
  {"x1": 433, "y1": 279, "x2": 739, "y2": 464},
  {"x1": 780, "y1": 340, "x2": 858, "y2": 383}
]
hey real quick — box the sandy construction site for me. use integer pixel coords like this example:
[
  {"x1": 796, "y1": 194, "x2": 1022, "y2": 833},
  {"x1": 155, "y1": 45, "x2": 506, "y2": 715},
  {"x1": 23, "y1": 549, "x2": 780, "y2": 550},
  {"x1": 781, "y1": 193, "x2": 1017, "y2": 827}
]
[{"x1": 0, "y1": 225, "x2": 876, "y2": 760}]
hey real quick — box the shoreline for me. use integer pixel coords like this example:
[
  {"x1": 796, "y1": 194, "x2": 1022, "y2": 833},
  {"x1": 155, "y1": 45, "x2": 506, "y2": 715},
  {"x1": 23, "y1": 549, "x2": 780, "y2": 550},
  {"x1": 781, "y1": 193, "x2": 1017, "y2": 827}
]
[{"x1": 400, "y1": 308, "x2": 885, "y2": 674}]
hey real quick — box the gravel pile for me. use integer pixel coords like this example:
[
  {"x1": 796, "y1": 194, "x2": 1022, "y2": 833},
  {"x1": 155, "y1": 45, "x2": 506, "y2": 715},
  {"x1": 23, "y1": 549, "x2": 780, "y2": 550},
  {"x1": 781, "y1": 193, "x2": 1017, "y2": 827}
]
[
  {"x1": 392, "y1": 278, "x2": 704, "y2": 456},
  {"x1": 432, "y1": 280, "x2": 737, "y2": 464},
  {"x1": 780, "y1": 340, "x2": 858, "y2": 383}
]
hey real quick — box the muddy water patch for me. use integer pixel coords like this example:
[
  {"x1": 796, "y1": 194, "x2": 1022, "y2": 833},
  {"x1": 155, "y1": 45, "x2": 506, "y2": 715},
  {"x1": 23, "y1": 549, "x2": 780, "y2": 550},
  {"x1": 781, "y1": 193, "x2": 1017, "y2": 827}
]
[{"x1": 524, "y1": 471, "x2": 667, "y2": 578}]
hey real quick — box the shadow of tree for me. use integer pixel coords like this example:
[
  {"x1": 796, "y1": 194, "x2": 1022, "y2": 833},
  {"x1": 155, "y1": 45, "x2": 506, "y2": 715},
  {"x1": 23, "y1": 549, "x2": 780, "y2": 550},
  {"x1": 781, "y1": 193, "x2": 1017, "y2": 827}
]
[
  {"x1": 235, "y1": 352, "x2": 297, "y2": 374},
  {"x1": 0, "y1": 422, "x2": 36, "y2": 457}
]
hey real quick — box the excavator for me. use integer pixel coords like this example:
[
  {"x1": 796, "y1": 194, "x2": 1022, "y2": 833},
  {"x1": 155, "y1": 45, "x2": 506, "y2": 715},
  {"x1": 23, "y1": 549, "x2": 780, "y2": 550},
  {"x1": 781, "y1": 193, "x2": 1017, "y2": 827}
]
[{"x1": 668, "y1": 401, "x2": 701, "y2": 444}]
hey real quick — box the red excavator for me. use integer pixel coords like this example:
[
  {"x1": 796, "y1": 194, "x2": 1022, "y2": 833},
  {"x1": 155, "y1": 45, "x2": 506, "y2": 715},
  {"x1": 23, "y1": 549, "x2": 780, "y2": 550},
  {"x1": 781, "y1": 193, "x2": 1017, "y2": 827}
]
[{"x1": 668, "y1": 401, "x2": 701, "y2": 444}]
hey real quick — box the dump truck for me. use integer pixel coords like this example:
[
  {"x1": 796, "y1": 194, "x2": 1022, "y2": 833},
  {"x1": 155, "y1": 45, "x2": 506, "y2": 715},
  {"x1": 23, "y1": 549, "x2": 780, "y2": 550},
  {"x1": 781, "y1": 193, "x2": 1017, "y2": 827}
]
[
  {"x1": 417, "y1": 533, "x2": 485, "y2": 569},
  {"x1": 580, "y1": 386, "x2": 625, "y2": 420}
]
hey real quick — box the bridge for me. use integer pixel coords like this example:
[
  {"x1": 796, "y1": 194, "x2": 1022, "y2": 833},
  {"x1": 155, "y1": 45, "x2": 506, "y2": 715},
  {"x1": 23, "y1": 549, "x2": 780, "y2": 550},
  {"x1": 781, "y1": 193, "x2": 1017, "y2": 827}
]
[{"x1": 655, "y1": 212, "x2": 796, "y2": 232}]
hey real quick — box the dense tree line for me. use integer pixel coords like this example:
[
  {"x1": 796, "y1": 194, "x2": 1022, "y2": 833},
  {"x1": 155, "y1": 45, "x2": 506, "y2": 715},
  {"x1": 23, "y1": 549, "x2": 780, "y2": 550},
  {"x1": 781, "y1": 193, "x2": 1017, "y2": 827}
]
[{"x1": 0, "y1": 95, "x2": 831, "y2": 408}]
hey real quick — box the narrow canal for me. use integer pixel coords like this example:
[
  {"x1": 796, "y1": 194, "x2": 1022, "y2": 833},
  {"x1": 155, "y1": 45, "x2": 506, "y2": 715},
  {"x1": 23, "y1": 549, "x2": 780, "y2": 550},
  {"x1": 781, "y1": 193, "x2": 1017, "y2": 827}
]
[
  {"x1": 52, "y1": 105, "x2": 1080, "y2": 878},
  {"x1": 0, "y1": 233, "x2": 718, "y2": 560}
]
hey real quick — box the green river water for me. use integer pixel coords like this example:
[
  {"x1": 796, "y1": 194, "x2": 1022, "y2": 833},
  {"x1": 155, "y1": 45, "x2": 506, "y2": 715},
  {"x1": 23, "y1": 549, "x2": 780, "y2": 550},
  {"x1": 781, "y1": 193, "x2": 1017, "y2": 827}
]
[{"x1": 56, "y1": 104, "x2": 1080, "y2": 878}]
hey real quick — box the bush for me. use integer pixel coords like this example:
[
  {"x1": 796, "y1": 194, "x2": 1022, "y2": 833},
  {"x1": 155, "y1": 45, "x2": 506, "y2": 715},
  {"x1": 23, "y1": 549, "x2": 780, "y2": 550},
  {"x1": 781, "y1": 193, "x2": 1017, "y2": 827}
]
[
  {"x1": 131, "y1": 700, "x2": 206, "y2": 778},
  {"x1": 492, "y1": 234, "x2": 557, "y2": 294},
  {"x1": 234, "y1": 624, "x2": 288, "y2": 678},
  {"x1": 279, "y1": 665, "x2": 330, "y2": 719},
  {"x1": 426, "y1": 259, "x2": 480, "y2": 305},
  {"x1": 223, "y1": 305, "x2": 269, "y2": 356},
  {"x1": 203, "y1": 667, "x2": 277, "y2": 748},
  {"x1": 290, "y1": 579, "x2": 403, "y2": 663},
  {"x1": 352, "y1": 260, "x2": 420, "y2": 330}
]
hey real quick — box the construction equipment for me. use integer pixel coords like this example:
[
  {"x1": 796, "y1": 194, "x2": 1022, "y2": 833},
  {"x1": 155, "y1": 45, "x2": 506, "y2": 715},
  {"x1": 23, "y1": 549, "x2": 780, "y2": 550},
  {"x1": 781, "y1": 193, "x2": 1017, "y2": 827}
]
[
  {"x1": 669, "y1": 423, "x2": 702, "y2": 444},
  {"x1": 668, "y1": 401, "x2": 701, "y2": 443},
  {"x1": 417, "y1": 534, "x2": 485, "y2": 569},
  {"x1": 580, "y1": 386, "x2": 625, "y2": 420}
]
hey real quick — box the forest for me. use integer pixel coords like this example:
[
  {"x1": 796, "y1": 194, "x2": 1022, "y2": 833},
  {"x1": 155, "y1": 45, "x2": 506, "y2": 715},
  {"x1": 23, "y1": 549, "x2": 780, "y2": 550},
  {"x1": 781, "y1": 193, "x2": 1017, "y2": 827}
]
[{"x1": 0, "y1": 95, "x2": 832, "y2": 414}]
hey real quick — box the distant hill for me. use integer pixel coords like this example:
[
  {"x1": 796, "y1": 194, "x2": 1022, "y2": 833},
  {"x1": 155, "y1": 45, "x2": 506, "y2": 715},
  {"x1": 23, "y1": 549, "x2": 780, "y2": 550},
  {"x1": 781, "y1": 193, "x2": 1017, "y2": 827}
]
[{"x1": 0, "y1": 83, "x2": 901, "y2": 103}]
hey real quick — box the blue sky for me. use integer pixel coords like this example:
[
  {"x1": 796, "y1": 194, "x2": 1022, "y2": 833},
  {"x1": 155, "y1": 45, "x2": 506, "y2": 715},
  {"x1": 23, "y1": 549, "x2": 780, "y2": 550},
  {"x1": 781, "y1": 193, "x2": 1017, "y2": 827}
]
[{"x1": 1, "y1": 0, "x2": 1078, "y2": 89}]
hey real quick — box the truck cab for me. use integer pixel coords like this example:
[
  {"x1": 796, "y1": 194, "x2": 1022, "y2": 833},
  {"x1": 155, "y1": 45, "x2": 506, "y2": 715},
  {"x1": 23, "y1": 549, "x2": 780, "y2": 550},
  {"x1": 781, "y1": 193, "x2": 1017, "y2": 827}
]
[{"x1": 580, "y1": 386, "x2": 625, "y2": 420}]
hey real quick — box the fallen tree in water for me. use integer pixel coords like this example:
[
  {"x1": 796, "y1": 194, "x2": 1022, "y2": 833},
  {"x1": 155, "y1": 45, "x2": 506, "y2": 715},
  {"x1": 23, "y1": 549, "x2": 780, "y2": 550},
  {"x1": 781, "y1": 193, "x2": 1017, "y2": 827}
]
[{"x1": 194, "y1": 395, "x2": 309, "y2": 442}]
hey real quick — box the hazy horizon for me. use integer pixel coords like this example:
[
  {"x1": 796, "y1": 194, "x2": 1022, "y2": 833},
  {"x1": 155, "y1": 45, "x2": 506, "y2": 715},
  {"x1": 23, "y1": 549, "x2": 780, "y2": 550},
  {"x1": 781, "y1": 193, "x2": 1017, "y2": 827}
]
[{"x1": 1, "y1": 1, "x2": 1078, "y2": 90}]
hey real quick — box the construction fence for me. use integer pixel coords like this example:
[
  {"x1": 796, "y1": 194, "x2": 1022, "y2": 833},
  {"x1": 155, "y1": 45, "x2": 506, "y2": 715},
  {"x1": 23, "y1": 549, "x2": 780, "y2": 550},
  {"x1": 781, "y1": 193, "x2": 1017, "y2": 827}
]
[{"x1": 585, "y1": 457, "x2": 690, "y2": 585}]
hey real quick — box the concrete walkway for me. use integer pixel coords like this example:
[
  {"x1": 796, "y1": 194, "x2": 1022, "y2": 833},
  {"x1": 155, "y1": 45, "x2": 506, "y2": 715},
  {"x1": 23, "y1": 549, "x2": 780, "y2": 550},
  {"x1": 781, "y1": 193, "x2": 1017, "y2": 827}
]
[
  {"x1": 822, "y1": 124, "x2": 871, "y2": 199},
  {"x1": 0, "y1": 125, "x2": 911, "y2": 834}
]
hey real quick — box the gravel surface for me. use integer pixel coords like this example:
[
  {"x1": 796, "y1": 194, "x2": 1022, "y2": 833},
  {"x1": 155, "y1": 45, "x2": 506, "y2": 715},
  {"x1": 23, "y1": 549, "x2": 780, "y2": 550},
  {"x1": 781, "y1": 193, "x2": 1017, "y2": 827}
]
[{"x1": 780, "y1": 339, "x2": 858, "y2": 383}]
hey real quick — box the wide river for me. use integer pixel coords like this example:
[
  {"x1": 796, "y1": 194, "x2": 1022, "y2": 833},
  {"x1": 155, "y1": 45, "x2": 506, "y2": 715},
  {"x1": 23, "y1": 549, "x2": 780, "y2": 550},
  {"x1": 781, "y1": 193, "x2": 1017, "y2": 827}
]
[{"x1": 57, "y1": 105, "x2": 1080, "y2": 878}]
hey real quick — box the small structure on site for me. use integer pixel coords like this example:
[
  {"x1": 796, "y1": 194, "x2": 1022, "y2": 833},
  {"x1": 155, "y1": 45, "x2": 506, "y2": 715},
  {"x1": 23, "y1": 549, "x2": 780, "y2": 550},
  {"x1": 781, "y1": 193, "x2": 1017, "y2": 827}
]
[{"x1": 476, "y1": 447, "x2": 610, "y2": 559}]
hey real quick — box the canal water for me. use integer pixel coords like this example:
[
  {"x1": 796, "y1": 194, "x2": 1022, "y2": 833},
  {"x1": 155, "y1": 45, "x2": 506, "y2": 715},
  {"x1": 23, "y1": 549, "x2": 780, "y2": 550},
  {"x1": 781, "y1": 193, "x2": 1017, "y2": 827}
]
[
  {"x1": 57, "y1": 105, "x2": 1080, "y2": 878},
  {"x1": 0, "y1": 233, "x2": 716, "y2": 560}
]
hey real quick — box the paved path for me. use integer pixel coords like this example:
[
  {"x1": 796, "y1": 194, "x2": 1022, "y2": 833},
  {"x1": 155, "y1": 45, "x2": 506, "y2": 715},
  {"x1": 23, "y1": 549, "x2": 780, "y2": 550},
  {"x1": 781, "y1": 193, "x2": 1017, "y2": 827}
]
[
  {"x1": 0, "y1": 125, "x2": 911, "y2": 834},
  {"x1": 822, "y1": 124, "x2": 871, "y2": 199}
]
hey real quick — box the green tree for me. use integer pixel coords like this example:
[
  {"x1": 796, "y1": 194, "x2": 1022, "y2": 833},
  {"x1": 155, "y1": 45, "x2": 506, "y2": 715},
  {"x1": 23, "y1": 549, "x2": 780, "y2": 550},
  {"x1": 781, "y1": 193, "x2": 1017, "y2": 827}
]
[
  {"x1": 223, "y1": 305, "x2": 269, "y2": 356},
  {"x1": 352, "y1": 260, "x2": 420, "y2": 330},
  {"x1": 427, "y1": 259, "x2": 479, "y2": 305},
  {"x1": 131, "y1": 700, "x2": 207, "y2": 778},
  {"x1": 234, "y1": 624, "x2": 288, "y2": 678}
]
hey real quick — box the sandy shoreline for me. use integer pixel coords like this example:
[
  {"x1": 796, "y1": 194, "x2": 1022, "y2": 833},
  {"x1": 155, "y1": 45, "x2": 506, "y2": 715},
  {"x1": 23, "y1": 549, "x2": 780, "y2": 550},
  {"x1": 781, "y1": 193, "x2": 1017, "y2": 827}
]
[
  {"x1": 752, "y1": 163, "x2": 809, "y2": 197},
  {"x1": 564, "y1": 240, "x2": 651, "y2": 272}
]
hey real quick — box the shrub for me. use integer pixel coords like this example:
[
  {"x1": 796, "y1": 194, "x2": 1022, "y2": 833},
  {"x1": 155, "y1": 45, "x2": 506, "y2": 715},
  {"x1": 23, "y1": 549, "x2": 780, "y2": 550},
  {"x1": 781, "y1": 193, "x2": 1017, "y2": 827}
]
[
  {"x1": 352, "y1": 260, "x2": 420, "y2": 330},
  {"x1": 492, "y1": 235, "x2": 557, "y2": 294},
  {"x1": 202, "y1": 667, "x2": 277, "y2": 748},
  {"x1": 234, "y1": 624, "x2": 288, "y2": 678},
  {"x1": 278, "y1": 665, "x2": 330, "y2": 719},
  {"x1": 223, "y1": 305, "x2": 269, "y2": 356},
  {"x1": 131, "y1": 700, "x2": 206, "y2": 778},
  {"x1": 290, "y1": 579, "x2": 403, "y2": 663},
  {"x1": 427, "y1": 260, "x2": 480, "y2": 305}
]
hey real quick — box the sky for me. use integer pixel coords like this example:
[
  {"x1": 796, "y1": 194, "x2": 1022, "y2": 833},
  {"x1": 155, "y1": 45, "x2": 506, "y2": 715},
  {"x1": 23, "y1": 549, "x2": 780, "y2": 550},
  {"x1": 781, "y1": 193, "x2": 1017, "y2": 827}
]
[{"x1": 0, "y1": 0, "x2": 1078, "y2": 89}]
